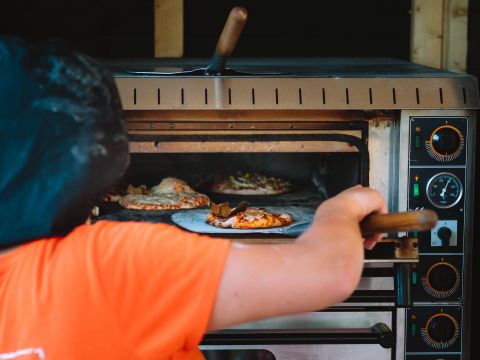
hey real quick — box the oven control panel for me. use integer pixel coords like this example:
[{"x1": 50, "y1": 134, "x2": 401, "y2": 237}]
[
  {"x1": 407, "y1": 116, "x2": 469, "y2": 358},
  {"x1": 406, "y1": 306, "x2": 462, "y2": 353}
]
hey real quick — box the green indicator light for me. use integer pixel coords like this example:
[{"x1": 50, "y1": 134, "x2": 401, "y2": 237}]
[
  {"x1": 415, "y1": 135, "x2": 421, "y2": 149},
  {"x1": 413, "y1": 183, "x2": 420, "y2": 198},
  {"x1": 412, "y1": 272, "x2": 417, "y2": 285},
  {"x1": 412, "y1": 323, "x2": 417, "y2": 336}
]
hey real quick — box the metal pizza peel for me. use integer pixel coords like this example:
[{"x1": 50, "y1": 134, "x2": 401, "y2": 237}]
[{"x1": 171, "y1": 206, "x2": 315, "y2": 236}]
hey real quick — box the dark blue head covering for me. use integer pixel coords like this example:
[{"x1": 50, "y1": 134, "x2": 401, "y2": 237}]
[{"x1": 0, "y1": 37, "x2": 129, "y2": 248}]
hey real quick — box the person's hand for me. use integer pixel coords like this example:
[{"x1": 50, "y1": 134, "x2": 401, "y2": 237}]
[
  {"x1": 209, "y1": 185, "x2": 387, "y2": 331},
  {"x1": 308, "y1": 185, "x2": 388, "y2": 250}
]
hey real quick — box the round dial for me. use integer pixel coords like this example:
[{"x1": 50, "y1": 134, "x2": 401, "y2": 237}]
[
  {"x1": 421, "y1": 313, "x2": 459, "y2": 349},
  {"x1": 426, "y1": 173, "x2": 463, "y2": 209},
  {"x1": 425, "y1": 125, "x2": 464, "y2": 162},
  {"x1": 421, "y1": 262, "x2": 460, "y2": 298}
]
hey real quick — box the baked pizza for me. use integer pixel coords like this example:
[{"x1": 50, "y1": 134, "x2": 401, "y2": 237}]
[
  {"x1": 101, "y1": 183, "x2": 147, "y2": 202},
  {"x1": 206, "y1": 201, "x2": 292, "y2": 229},
  {"x1": 118, "y1": 177, "x2": 210, "y2": 210},
  {"x1": 211, "y1": 171, "x2": 291, "y2": 195}
]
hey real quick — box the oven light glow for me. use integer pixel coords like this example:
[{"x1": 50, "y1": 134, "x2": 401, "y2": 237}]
[{"x1": 413, "y1": 183, "x2": 420, "y2": 199}]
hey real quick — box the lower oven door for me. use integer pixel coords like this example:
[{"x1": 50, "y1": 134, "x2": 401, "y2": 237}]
[{"x1": 200, "y1": 310, "x2": 394, "y2": 360}]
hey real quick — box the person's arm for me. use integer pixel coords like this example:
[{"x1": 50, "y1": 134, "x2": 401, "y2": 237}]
[{"x1": 207, "y1": 185, "x2": 387, "y2": 331}]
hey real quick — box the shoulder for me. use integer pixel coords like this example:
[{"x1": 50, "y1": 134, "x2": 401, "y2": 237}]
[{"x1": 65, "y1": 220, "x2": 231, "y2": 263}]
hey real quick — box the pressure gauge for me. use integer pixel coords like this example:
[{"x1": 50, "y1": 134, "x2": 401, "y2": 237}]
[{"x1": 426, "y1": 173, "x2": 463, "y2": 209}]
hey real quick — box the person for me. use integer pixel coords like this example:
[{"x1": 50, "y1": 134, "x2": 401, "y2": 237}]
[{"x1": 0, "y1": 37, "x2": 386, "y2": 360}]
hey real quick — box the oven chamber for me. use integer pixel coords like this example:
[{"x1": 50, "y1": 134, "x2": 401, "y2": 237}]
[{"x1": 104, "y1": 58, "x2": 478, "y2": 360}]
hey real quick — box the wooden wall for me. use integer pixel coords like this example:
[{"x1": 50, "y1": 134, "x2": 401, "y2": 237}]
[{"x1": 411, "y1": 0, "x2": 469, "y2": 72}]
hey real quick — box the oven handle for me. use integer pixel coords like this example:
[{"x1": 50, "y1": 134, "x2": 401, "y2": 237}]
[{"x1": 202, "y1": 322, "x2": 394, "y2": 349}]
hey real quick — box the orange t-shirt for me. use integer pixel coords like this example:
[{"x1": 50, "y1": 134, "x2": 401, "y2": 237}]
[{"x1": 0, "y1": 221, "x2": 231, "y2": 360}]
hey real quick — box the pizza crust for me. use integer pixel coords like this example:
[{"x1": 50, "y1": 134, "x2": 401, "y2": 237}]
[{"x1": 206, "y1": 208, "x2": 292, "y2": 229}]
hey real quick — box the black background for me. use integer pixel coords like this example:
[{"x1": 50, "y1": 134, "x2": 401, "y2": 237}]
[
  {"x1": 1, "y1": 0, "x2": 478, "y2": 358},
  {"x1": 0, "y1": 0, "x2": 411, "y2": 59}
]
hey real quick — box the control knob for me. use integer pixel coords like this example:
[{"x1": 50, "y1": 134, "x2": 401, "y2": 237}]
[
  {"x1": 421, "y1": 313, "x2": 459, "y2": 349},
  {"x1": 425, "y1": 125, "x2": 464, "y2": 162},
  {"x1": 437, "y1": 227, "x2": 452, "y2": 246},
  {"x1": 421, "y1": 262, "x2": 460, "y2": 298}
]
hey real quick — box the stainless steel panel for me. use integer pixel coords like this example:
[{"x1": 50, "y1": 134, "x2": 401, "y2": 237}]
[
  {"x1": 396, "y1": 308, "x2": 406, "y2": 360},
  {"x1": 369, "y1": 117, "x2": 394, "y2": 209},
  {"x1": 225, "y1": 311, "x2": 392, "y2": 331},
  {"x1": 357, "y1": 277, "x2": 394, "y2": 291},
  {"x1": 115, "y1": 77, "x2": 479, "y2": 110},
  {"x1": 200, "y1": 344, "x2": 391, "y2": 360}
]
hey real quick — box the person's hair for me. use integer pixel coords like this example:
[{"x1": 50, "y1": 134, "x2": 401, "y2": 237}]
[{"x1": 0, "y1": 37, "x2": 129, "y2": 248}]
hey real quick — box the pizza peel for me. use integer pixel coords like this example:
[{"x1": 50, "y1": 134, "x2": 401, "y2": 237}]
[
  {"x1": 171, "y1": 208, "x2": 438, "y2": 238},
  {"x1": 127, "y1": 7, "x2": 285, "y2": 77},
  {"x1": 171, "y1": 207, "x2": 315, "y2": 235}
]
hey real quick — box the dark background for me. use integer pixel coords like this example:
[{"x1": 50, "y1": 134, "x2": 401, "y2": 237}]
[
  {"x1": 1, "y1": 0, "x2": 412, "y2": 59},
  {"x1": 1, "y1": 0, "x2": 478, "y2": 358}
]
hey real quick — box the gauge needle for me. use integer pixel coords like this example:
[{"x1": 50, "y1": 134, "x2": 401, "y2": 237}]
[{"x1": 440, "y1": 178, "x2": 451, "y2": 198}]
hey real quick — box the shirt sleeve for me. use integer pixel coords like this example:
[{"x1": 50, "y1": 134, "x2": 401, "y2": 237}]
[{"x1": 82, "y1": 220, "x2": 231, "y2": 358}]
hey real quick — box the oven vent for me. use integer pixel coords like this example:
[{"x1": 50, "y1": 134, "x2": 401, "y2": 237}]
[{"x1": 118, "y1": 77, "x2": 479, "y2": 110}]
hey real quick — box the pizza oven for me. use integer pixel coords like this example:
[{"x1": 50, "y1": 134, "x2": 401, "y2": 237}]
[{"x1": 97, "y1": 57, "x2": 478, "y2": 360}]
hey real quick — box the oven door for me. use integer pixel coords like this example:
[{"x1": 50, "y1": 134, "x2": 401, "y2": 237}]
[{"x1": 200, "y1": 310, "x2": 394, "y2": 360}]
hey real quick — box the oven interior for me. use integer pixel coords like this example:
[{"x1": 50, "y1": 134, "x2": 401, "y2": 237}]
[{"x1": 97, "y1": 151, "x2": 362, "y2": 225}]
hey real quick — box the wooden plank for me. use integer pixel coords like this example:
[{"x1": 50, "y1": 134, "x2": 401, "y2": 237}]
[
  {"x1": 410, "y1": 0, "x2": 469, "y2": 72},
  {"x1": 410, "y1": 0, "x2": 444, "y2": 69},
  {"x1": 443, "y1": 0, "x2": 469, "y2": 72},
  {"x1": 154, "y1": 0, "x2": 184, "y2": 57}
]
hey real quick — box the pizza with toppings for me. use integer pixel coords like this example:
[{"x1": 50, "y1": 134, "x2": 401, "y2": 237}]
[
  {"x1": 118, "y1": 177, "x2": 210, "y2": 210},
  {"x1": 211, "y1": 171, "x2": 291, "y2": 195},
  {"x1": 206, "y1": 201, "x2": 293, "y2": 229}
]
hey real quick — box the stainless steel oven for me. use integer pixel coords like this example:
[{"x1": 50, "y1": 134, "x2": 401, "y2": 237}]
[{"x1": 101, "y1": 57, "x2": 478, "y2": 359}]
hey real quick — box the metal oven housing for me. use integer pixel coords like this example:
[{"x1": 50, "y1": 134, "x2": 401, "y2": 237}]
[{"x1": 107, "y1": 58, "x2": 478, "y2": 360}]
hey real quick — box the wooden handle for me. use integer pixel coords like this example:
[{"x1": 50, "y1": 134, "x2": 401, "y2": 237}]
[
  {"x1": 360, "y1": 210, "x2": 438, "y2": 237},
  {"x1": 215, "y1": 7, "x2": 248, "y2": 57}
]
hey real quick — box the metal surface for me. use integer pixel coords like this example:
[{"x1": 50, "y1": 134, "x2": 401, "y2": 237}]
[
  {"x1": 368, "y1": 117, "x2": 394, "y2": 210},
  {"x1": 357, "y1": 277, "x2": 394, "y2": 291},
  {"x1": 394, "y1": 237, "x2": 419, "y2": 260},
  {"x1": 200, "y1": 344, "x2": 391, "y2": 360},
  {"x1": 171, "y1": 207, "x2": 313, "y2": 235},
  {"x1": 107, "y1": 56, "x2": 478, "y2": 358},
  {"x1": 225, "y1": 311, "x2": 392, "y2": 331},
  {"x1": 202, "y1": 310, "x2": 393, "y2": 360},
  {"x1": 110, "y1": 58, "x2": 479, "y2": 110},
  {"x1": 396, "y1": 308, "x2": 406, "y2": 359},
  {"x1": 115, "y1": 76, "x2": 479, "y2": 110}
]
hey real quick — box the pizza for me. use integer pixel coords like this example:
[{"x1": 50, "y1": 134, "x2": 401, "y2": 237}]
[
  {"x1": 206, "y1": 202, "x2": 293, "y2": 229},
  {"x1": 211, "y1": 171, "x2": 291, "y2": 195},
  {"x1": 101, "y1": 183, "x2": 147, "y2": 202},
  {"x1": 118, "y1": 177, "x2": 210, "y2": 210}
]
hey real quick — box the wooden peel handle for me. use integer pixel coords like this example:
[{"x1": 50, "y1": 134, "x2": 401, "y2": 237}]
[
  {"x1": 360, "y1": 210, "x2": 438, "y2": 237},
  {"x1": 215, "y1": 7, "x2": 248, "y2": 57}
]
